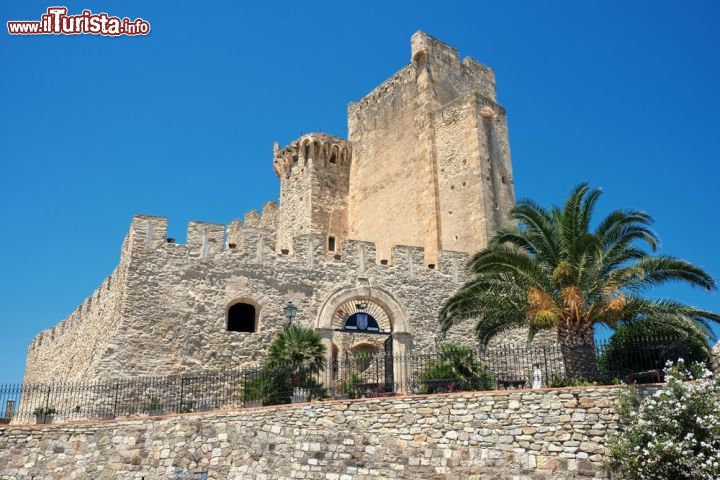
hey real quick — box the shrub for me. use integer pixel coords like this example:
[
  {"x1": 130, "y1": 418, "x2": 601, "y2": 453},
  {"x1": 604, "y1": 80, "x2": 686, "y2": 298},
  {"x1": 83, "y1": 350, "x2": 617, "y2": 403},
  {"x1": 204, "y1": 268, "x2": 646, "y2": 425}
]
[
  {"x1": 339, "y1": 373, "x2": 365, "y2": 399},
  {"x1": 351, "y1": 345, "x2": 379, "y2": 372},
  {"x1": 607, "y1": 359, "x2": 720, "y2": 479},
  {"x1": 243, "y1": 373, "x2": 278, "y2": 404},
  {"x1": 420, "y1": 343, "x2": 495, "y2": 393},
  {"x1": 144, "y1": 395, "x2": 162, "y2": 413},
  {"x1": 598, "y1": 321, "x2": 710, "y2": 377},
  {"x1": 32, "y1": 406, "x2": 57, "y2": 416}
]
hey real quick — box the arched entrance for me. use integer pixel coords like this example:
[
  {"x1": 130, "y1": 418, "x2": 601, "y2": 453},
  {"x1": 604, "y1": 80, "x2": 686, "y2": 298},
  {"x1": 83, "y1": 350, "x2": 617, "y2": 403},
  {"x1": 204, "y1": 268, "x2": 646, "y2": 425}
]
[{"x1": 315, "y1": 286, "x2": 412, "y2": 393}]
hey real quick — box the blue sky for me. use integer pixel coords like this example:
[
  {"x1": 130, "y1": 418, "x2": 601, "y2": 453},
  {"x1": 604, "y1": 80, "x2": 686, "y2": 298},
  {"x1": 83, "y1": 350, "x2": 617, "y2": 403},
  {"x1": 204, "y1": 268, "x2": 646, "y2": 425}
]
[{"x1": 1, "y1": 1, "x2": 719, "y2": 382}]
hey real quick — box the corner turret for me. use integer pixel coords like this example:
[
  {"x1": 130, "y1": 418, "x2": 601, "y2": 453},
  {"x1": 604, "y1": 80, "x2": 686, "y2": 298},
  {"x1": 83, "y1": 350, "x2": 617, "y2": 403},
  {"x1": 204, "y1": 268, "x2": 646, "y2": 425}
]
[{"x1": 273, "y1": 133, "x2": 352, "y2": 255}]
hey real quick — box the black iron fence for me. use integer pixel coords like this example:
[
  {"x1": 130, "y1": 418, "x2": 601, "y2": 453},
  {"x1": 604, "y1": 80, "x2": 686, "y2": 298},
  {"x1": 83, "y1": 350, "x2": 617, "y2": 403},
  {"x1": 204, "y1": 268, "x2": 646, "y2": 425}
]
[{"x1": 0, "y1": 337, "x2": 696, "y2": 425}]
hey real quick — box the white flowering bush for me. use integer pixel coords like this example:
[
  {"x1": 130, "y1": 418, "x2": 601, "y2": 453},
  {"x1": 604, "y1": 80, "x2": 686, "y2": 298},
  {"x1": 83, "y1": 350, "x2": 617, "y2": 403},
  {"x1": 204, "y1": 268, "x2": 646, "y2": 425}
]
[{"x1": 608, "y1": 359, "x2": 720, "y2": 479}]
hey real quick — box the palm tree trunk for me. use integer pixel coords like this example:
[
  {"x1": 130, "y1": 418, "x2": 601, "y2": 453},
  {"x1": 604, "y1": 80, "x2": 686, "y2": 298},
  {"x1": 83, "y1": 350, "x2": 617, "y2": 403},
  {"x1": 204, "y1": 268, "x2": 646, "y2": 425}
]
[{"x1": 557, "y1": 326, "x2": 598, "y2": 380}]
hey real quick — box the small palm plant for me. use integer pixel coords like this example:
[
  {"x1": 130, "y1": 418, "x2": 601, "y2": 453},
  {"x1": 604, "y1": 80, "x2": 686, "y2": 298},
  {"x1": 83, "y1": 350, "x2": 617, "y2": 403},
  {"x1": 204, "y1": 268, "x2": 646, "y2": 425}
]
[
  {"x1": 264, "y1": 324, "x2": 326, "y2": 392},
  {"x1": 440, "y1": 183, "x2": 719, "y2": 377}
]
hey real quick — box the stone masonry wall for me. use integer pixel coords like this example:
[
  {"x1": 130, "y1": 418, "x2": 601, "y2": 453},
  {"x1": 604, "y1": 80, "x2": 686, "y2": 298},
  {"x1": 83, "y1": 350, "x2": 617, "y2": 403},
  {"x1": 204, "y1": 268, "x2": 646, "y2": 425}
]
[
  {"x1": 347, "y1": 31, "x2": 514, "y2": 265},
  {"x1": 273, "y1": 134, "x2": 351, "y2": 255},
  {"x1": 24, "y1": 214, "x2": 480, "y2": 383},
  {"x1": 0, "y1": 385, "x2": 624, "y2": 479},
  {"x1": 22, "y1": 222, "x2": 144, "y2": 384}
]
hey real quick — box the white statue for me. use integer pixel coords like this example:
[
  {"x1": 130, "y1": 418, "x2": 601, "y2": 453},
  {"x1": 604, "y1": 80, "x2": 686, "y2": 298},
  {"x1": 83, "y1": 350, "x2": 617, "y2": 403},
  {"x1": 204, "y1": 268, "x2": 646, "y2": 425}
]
[{"x1": 532, "y1": 364, "x2": 542, "y2": 389}]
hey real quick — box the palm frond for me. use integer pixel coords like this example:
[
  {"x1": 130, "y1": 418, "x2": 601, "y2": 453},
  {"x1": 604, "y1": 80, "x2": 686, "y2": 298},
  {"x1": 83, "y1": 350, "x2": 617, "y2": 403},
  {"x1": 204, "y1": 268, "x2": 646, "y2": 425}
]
[
  {"x1": 560, "y1": 183, "x2": 591, "y2": 263},
  {"x1": 595, "y1": 209, "x2": 657, "y2": 250},
  {"x1": 474, "y1": 314, "x2": 529, "y2": 345},
  {"x1": 438, "y1": 183, "x2": 719, "y2": 353},
  {"x1": 579, "y1": 186, "x2": 603, "y2": 232},
  {"x1": 505, "y1": 200, "x2": 560, "y2": 264},
  {"x1": 622, "y1": 297, "x2": 720, "y2": 340},
  {"x1": 469, "y1": 244, "x2": 551, "y2": 291},
  {"x1": 625, "y1": 256, "x2": 717, "y2": 292}
]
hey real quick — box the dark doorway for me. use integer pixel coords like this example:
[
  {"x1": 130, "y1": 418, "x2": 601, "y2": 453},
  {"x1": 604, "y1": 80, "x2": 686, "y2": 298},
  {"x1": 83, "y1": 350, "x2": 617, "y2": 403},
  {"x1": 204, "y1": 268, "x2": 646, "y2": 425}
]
[{"x1": 227, "y1": 303, "x2": 256, "y2": 332}]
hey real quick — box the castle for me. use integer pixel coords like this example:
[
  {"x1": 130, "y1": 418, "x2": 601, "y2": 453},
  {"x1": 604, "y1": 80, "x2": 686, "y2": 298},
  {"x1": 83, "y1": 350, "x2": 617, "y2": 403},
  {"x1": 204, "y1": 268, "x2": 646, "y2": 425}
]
[{"x1": 23, "y1": 32, "x2": 516, "y2": 387}]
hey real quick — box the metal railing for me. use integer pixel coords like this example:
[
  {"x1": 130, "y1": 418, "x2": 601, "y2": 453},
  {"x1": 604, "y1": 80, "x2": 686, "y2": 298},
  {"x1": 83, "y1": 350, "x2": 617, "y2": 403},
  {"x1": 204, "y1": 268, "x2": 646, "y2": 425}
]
[{"x1": 0, "y1": 337, "x2": 693, "y2": 424}]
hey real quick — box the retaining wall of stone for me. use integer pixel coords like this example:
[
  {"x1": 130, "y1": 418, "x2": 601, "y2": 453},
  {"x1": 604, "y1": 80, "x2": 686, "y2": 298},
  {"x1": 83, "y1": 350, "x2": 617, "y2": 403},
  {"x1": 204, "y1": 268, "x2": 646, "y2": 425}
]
[{"x1": 0, "y1": 385, "x2": 627, "y2": 479}]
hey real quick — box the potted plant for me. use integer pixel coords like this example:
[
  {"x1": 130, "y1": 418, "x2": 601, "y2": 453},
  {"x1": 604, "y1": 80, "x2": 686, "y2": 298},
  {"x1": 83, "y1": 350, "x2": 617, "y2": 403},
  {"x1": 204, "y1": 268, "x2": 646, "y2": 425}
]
[
  {"x1": 33, "y1": 406, "x2": 57, "y2": 424},
  {"x1": 144, "y1": 395, "x2": 163, "y2": 416},
  {"x1": 420, "y1": 343, "x2": 495, "y2": 394},
  {"x1": 244, "y1": 374, "x2": 273, "y2": 408}
]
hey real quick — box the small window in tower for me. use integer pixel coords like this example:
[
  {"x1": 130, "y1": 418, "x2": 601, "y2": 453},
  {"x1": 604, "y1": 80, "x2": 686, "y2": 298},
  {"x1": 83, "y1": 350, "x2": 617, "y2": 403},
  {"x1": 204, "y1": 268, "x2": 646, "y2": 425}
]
[
  {"x1": 328, "y1": 236, "x2": 336, "y2": 252},
  {"x1": 329, "y1": 152, "x2": 337, "y2": 164},
  {"x1": 227, "y1": 303, "x2": 256, "y2": 332}
]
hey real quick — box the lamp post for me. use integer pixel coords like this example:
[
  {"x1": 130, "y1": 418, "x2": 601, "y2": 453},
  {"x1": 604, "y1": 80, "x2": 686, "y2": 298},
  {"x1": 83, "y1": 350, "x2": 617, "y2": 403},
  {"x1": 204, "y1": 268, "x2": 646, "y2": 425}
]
[{"x1": 283, "y1": 301, "x2": 298, "y2": 328}]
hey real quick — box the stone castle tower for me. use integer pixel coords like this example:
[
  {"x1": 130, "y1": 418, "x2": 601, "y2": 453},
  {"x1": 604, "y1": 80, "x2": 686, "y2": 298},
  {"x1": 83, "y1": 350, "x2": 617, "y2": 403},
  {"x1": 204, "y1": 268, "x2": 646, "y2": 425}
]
[
  {"x1": 23, "y1": 32, "x2": 516, "y2": 385},
  {"x1": 273, "y1": 31, "x2": 514, "y2": 265}
]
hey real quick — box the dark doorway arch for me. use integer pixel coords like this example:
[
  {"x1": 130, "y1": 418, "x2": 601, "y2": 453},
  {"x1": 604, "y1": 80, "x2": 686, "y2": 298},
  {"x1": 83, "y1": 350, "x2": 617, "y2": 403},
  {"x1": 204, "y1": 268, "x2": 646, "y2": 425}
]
[{"x1": 227, "y1": 303, "x2": 256, "y2": 332}]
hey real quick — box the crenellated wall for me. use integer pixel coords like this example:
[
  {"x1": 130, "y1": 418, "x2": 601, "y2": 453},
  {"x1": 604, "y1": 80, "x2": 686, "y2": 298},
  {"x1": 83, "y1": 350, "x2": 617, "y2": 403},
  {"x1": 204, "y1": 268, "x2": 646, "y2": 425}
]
[
  {"x1": 24, "y1": 214, "x2": 482, "y2": 383},
  {"x1": 22, "y1": 218, "x2": 149, "y2": 383}
]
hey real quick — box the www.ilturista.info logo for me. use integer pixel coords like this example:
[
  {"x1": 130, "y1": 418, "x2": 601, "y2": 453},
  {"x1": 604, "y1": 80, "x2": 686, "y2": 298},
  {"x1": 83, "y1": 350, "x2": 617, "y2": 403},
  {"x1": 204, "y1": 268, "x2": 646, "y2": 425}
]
[{"x1": 7, "y1": 7, "x2": 150, "y2": 36}]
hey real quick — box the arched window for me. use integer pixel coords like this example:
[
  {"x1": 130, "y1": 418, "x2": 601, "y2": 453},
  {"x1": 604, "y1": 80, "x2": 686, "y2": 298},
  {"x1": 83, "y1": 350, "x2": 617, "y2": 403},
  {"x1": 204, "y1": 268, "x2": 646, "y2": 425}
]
[
  {"x1": 332, "y1": 298, "x2": 392, "y2": 333},
  {"x1": 227, "y1": 303, "x2": 256, "y2": 332},
  {"x1": 344, "y1": 312, "x2": 380, "y2": 332}
]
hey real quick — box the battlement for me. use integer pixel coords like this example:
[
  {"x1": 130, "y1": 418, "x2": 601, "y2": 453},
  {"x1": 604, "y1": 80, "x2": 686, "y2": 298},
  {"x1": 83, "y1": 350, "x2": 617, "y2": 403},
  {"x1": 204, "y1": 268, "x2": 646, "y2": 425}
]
[
  {"x1": 28, "y1": 266, "x2": 121, "y2": 353},
  {"x1": 347, "y1": 65, "x2": 415, "y2": 121},
  {"x1": 126, "y1": 214, "x2": 469, "y2": 273},
  {"x1": 411, "y1": 30, "x2": 460, "y2": 67},
  {"x1": 348, "y1": 31, "x2": 496, "y2": 124},
  {"x1": 273, "y1": 133, "x2": 351, "y2": 179},
  {"x1": 410, "y1": 30, "x2": 494, "y2": 82}
]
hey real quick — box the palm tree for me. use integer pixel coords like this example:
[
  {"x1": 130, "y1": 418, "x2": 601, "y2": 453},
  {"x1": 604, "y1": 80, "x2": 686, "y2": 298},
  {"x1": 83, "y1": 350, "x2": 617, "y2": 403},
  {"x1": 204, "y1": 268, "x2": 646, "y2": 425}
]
[
  {"x1": 439, "y1": 183, "x2": 719, "y2": 377},
  {"x1": 264, "y1": 324, "x2": 326, "y2": 388}
]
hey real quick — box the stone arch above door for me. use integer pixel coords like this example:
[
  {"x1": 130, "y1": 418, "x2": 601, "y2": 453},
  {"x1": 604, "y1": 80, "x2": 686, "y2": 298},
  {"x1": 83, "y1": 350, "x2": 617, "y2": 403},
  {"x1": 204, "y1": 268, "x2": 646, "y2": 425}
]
[
  {"x1": 314, "y1": 285, "x2": 410, "y2": 334},
  {"x1": 314, "y1": 286, "x2": 412, "y2": 392}
]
